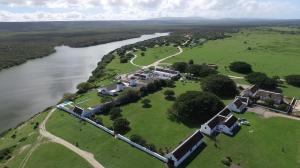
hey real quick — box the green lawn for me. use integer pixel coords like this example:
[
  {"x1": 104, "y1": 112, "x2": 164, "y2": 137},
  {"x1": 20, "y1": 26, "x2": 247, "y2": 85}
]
[
  {"x1": 187, "y1": 112, "x2": 300, "y2": 168},
  {"x1": 25, "y1": 143, "x2": 93, "y2": 168},
  {"x1": 46, "y1": 109, "x2": 163, "y2": 168},
  {"x1": 133, "y1": 45, "x2": 179, "y2": 66},
  {"x1": 74, "y1": 90, "x2": 102, "y2": 109}
]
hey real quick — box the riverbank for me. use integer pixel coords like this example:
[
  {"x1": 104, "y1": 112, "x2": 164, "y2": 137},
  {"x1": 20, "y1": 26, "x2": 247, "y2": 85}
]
[{"x1": 0, "y1": 32, "x2": 169, "y2": 134}]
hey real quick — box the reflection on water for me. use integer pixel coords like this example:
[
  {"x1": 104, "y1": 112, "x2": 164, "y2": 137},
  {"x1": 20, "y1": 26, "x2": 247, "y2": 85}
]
[{"x1": 0, "y1": 33, "x2": 169, "y2": 133}]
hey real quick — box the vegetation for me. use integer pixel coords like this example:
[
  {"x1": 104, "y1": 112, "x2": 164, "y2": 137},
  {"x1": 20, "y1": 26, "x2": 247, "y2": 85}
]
[
  {"x1": 202, "y1": 74, "x2": 238, "y2": 98},
  {"x1": 164, "y1": 89, "x2": 175, "y2": 100},
  {"x1": 76, "y1": 82, "x2": 95, "y2": 93},
  {"x1": 113, "y1": 118, "x2": 131, "y2": 135},
  {"x1": 170, "y1": 91, "x2": 225, "y2": 122},
  {"x1": 245, "y1": 72, "x2": 278, "y2": 90},
  {"x1": 172, "y1": 61, "x2": 217, "y2": 77},
  {"x1": 285, "y1": 75, "x2": 300, "y2": 87},
  {"x1": 141, "y1": 99, "x2": 151, "y2": 108},
  {"x1": 172, "y1": 62, "x2": 188, "y2": 72},
  {"x1": 229, "y1": 61, "x2": 252, "y2": 74},
  {"x1": 109, "y1": 107, "x2": 122, "y2": 120}
]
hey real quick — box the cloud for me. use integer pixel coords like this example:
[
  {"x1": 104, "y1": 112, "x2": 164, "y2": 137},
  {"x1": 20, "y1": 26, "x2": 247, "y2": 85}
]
[{"x1": 0, "y1": 0, "x2": 298, "y2": 21}]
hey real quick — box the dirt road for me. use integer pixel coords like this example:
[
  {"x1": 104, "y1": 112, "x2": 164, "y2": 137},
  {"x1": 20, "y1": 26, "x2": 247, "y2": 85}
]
[
  {"x1": 248, "y1": 107, "x2": 300, "y2": 121},
  {"x1": 39, "y1": 109, "x2": 105, "y2": 168}
]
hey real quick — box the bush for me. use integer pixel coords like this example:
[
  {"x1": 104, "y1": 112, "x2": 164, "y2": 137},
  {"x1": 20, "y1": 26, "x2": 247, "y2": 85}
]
[
  {"x1": 172, "y1": 62, "x2": 188, "y2": 73},
  {"x1": 245, "y1": 72, "x2": 278, "y2": 90},
  {"x1": 285, "y1": 75, "x2": 300, "y2": 87},
  {"x1": 109, "y1": 107, "x2": 122, "y2": 120},
  {"x1": 164, "y1": 90, "x2": 175, "y2": 100},
  {"x1": 188, "y1": 64, "x2": 217, "y2": 77},
  {"x1": 76, "y1": 82, "x2": 94, "y2": 93},
  {"x1": 229, "y1": 61, "x2": 252, "y2": 74},
  {"x1": 202, "y1": 75, "x2": 238, "y2": 98},
  {"x1": 171, "y1": 91, "x2": 225, "y2": 122},
  {"x1": 120, "y1": 57, "x2": 128, "y2": 63},
  {"x1": 141, "y1": 99, "x2": 151, "y2": 108},
  {"x1": 113, "y1": 118, "x2": 130, "y2": 134}
]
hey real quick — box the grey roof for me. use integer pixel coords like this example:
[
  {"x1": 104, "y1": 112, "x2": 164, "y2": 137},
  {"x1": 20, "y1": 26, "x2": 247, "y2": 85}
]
[{"x1": 254, "y1": 90, "x2": 283, "y2": 101}]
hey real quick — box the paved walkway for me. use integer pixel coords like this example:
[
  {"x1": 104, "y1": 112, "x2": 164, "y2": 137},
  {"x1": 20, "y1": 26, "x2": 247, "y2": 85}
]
[{"x1": 39, "y1": 109, "x2": 105, "y2": 168}]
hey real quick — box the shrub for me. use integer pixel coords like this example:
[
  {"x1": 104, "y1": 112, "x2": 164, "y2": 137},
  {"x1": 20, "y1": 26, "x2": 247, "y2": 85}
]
[
  {"x1": 202, "y1": 75, "x2": 238, "y2": 98},
  {"x1": 141, "y1": 99, "x2": 151, "y2": 108},
  {"x1": 171, "y1": 91, "x2": 225, "y2": 122},
  {"x1": 188, "y1": 64, "x2": 217, "y2": 77},
  {"x1": 113, "y1": 118, "x2": 130, "y2": 134},
  {"x1": 245, "y1": 72, "x2": 278, "y2": 90},
  {"x1": 229, "y1": 61, "x2": 252, "y2": 74},
  {"x1": 118, "y1": 89, "x2": 140, "y2": 105},
  {"x1": 285, "y1": 75, "x2": 300, "y2": 87},
  {"x1": 109, "y1": 107, "x2": 122, "y2": 120},
  {"x1": 120, "y1": 57, "x2": 128, "y2": 63},
  {"x1": 164, "y1": 90, "x2": 175, "y2": 100}
]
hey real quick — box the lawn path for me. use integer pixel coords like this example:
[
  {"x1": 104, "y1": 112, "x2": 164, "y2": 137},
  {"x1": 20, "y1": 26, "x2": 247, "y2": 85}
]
[
  {"x1": 39, "y1": 109, "x2": 105, "y2": 168},
  {"x1": 129, "y1": 46, "x2": 183, "y2": 69}
]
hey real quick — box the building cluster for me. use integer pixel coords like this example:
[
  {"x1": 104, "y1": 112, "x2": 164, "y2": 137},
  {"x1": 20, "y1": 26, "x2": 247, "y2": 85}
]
[
  {"x1": 97, "y1": 66, "x2": 180, "y2": 96},
  {"x1": 241, "y1": 85, "x2": 284, "y2": 105}
]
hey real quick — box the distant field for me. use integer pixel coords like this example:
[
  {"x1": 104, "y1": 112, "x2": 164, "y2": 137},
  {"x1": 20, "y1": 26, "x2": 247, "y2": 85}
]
[
  {"x1": 133, "y1": 45, "x2": 179, "y2": 66},
  {"x1": 164, "y1": 28, "x2": 300, "y2": 77},
  {"x1": 25, "y1": 142, "x2": 92, "y2": 168}
]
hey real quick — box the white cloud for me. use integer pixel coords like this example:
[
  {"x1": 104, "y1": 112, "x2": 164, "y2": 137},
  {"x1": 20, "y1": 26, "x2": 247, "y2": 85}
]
[{"x1": 0, "y1": 0, "x2": 298, "y2": 21}]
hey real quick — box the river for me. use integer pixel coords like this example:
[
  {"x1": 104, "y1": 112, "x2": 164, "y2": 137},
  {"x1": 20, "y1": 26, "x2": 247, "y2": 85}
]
[{"x1": 0, "y1": 33, "x2": 169, "y2": 133}]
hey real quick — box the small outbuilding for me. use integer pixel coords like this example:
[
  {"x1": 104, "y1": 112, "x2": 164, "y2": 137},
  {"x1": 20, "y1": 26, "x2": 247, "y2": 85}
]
[{"x1": 228, "y1": 98, "x2": 247, "y2": 113}]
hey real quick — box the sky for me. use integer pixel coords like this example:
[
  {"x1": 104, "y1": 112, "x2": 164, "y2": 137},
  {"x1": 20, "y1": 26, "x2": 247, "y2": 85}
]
[{"x1": 0, "y1": 0, "x2": 299, "y2": 22}]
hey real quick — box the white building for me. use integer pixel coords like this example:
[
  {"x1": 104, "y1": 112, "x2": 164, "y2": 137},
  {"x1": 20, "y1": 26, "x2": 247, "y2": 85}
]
[
  {"x1": 97, "y1": 82, "x2": 125, "y2": 96},
  {"x1": 228, "y1": 98, "x2": 247, "y2": 113},
  {"x1": 166, "y1": 130, "x2": 204, "y2": 167},
  {"x1": 200, "y1": 108, "x2": 239, "y2": 136}
]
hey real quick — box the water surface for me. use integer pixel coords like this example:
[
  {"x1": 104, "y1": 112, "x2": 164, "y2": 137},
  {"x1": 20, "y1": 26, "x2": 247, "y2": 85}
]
[{"x1": 0, "y1": 33, "x2": 169, "y2": 133}]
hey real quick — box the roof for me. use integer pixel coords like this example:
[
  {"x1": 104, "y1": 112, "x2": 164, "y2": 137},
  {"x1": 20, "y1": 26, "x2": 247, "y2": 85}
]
[
  {"x1": 249, "y1": 85, "x2": 259, "y2": 94},
  {"x1": 171, "y1": 130, "x2": 203, "y2": 160},
  {"x1": 233, "y1": 98, "x2": 244, "y2": 108},
  {"x1": 73, "y1": 106, "x2": 84, "y2": 115},
  {"x1": 207, "y1": 115, "x2": 223, "y2": 128},
  {"x1": 219, "y1": 108, "x2": 231, "y2": 117},
  {"x1": 155, "y1": 67, "x2": 179, "y2": 75},
  {"x1": 224, "y1": 115, "x2": 238, "y2": 127},
  {"x1": 254, "y1": 90, "x2": 283, "y2": 100}
]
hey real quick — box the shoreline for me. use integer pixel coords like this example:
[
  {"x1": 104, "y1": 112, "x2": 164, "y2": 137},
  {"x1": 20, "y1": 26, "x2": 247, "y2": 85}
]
[{"x1": 0, "y1": 32, "x2": 169, "y2": 135}]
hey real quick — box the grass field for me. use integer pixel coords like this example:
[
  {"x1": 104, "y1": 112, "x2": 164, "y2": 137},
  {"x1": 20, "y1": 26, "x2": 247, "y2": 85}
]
[
  {"x1": 133, "y1": 45, "x2": 179, "y2": 66},
  {"x1": 25, "y1": 142, "x2": 92, "y2": 168},
  {"x1": 46, "y1": 110, "x2": 163, "y2": 168},
  {"x1": 164, "y1": 29, "x2": 300, "y2": 77}
]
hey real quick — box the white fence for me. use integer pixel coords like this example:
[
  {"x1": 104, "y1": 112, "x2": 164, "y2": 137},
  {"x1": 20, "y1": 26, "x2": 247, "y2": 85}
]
[{"x1": 116, "y1": 134, "x2": 168, "y2": 163}]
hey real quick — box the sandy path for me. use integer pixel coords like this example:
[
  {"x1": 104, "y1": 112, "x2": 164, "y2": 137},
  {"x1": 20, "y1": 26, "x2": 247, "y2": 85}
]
[
  {"x1": 248, "y1": 107, "x2": 300, "y2": 121},
  {"x1": 39, "y1": 109, "x2": 105, "y2": 168}
]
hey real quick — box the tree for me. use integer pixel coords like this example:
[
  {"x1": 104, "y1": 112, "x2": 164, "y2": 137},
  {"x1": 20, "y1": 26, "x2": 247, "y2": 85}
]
[
  {"x1": 245, "y1": 72, "x2": 278, "y2": 90},
  {"x1": 109, "y1": 107, "x2": 122, "y2": 120},
  {"x1": 141, "y1": 99, "x2": 151, "y2": 108},
  {"x1": 171, "y1": 91, "x2": 225, "y2": 122},
  {"x1": 285, "y1": 75, "x2": 300, "y2": 87},
  {"x1": 188, "y1": 59, "x2": 194, "y2": 65},
  {"x1": 118, "y1": 89, "x2": 140, "y2": 105},
  {"x1": 172, "y1": 62, "x2": 188, "y2": 73},
  {"x1": 164, "y1": 90, "x2": 175, "y2": 100},
  {"x1": 202, "y1": 75, "x2": 238, "y2": 98},
  {"x1": 141, "y1": 52, "x2": 145, "y2": 56},
  {"x1": 120, "y1": 57, "x2": 128, "y2": 63},
  {"x1": 113, "y1": 118, "x2": 130, "y2": 134},
  {"x1": 188, "y1": 64, "x2": 217, "y2": 77},
  {"x1": 76, "y1": 82, "x2": 94, "y2": 93},
  {"x1": 229, "y1": 61, "x2": 252, "y2": 74}
]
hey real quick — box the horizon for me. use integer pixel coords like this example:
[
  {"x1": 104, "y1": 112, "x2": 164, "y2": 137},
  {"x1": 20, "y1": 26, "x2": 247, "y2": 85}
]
[{"x1": 0, "y1": 0, "x2": 300, "y2": 22}]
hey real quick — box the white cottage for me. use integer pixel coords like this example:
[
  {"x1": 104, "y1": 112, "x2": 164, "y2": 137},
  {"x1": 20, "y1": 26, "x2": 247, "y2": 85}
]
[
  {"x1": 228, "y1": 98, "x2": 247, "y2": 113},
  {"x1": 167, "y1": 130, "x2": 204, "y2": 167},
  {"x1": 98, "y1": 82, "x2": 125, "y2": 96}
]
